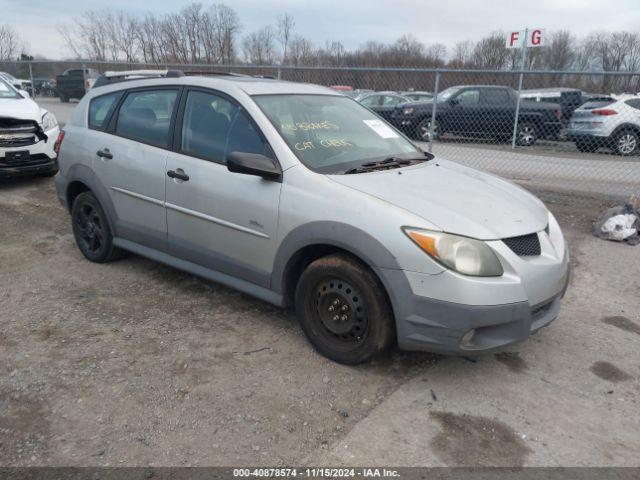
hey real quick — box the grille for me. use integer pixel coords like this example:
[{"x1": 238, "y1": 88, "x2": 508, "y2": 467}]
[
  {"x1": 0, "y1": 123, "x2": 38, "y2": 148},
  {"x1": 503, "y1": 233, "x2": 541, "y2": 257}
]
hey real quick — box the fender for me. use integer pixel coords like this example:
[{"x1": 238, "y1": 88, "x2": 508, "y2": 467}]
[
  {"x1": 56, "y1": 163, "x2": 119, "y2": 237},
  {"x1": 270, "y1": 221, "x2": 403, "y2": 295}
]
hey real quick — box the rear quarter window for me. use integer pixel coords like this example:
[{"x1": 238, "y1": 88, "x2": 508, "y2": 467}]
[{"x1": 88, "y1": 92, "x2": 121, "y2": 131}]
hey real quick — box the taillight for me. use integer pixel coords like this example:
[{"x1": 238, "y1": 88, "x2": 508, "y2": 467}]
[
  {"x1": 54, "y1": 130, "x2": 65, "y2": 155},
  {"x1": 556, "y1": 109, "x2": 562, "y2": 120},
  {"x1": 591, "y1": 109, "x2": 618, "y2": 116}
]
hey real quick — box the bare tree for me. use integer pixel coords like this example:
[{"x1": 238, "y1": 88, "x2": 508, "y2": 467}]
[
  {"x1": 276, "y1": 13, "x2": 295, "y2": 64},
  {"x1": 0, "y1": 24, "x2": 21, "y2": 60},
  {"x1": 243, "y1": 26, "x2": 276, "y2": 64},
  {"x1": 472, "y1": 31, "x2": 509, "y2": 69},
  {"x1": 452, "y1": 40, "x2": 474, "y2": 67}
]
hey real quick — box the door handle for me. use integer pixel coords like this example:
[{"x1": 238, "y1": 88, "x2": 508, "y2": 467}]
[
  {"x1": 96, "y1": 149, "x2": 113, "y2": 159},
  {"x1": 167, "y1": 169, "x2": 189, "y2": 181}
]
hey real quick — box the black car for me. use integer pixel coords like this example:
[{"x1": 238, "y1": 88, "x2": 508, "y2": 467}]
[
  {"x1": 358, "y1": 92, "x2": 411, "y2": 121},
  {"x1": 390, "y1": 85, "x2": 563, "y2": 146},
  {"x1": 400, "y1": 91, "x2": 433, "y2": 102}
]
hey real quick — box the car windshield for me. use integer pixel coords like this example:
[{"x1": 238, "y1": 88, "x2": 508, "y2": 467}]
[
  {"x1": 436, "y1": 87, "x2": 461, "y2": 101},
  {"x1": 253, "y1": 94, "x2": 423, "y2": 174},
  {"x1": 0, "y1": 78, "x2": 19, "y2": 99}
]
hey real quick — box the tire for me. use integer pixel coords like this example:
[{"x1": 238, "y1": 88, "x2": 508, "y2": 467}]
[
  {"x1": 294, "y1": 253, "x2": 395, "y2": 364},
  {"x1": 71, "y1": 192, "x2": 122, "y2": 263},
  {"x1": 575, "y1": 140, "x2": 599, "y2": 153},
  {"x1": 415, "y1": 117, "x2": 440, "y2": 142},
  {"x1": 516, "y1": 122, "x2": 537, "y2": 146},
  {"x1": 612, "y1": 129, "x2": 639, "y2": 156}
]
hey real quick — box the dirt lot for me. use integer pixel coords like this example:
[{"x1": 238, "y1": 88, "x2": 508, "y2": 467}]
[{"x1": 0, "y1": 176, "x2": 639, "y2": 467}]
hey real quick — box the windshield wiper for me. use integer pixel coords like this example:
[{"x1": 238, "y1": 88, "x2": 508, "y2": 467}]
[{"x1": 344, "y1": 156, "x2": 429, "y2": 174}]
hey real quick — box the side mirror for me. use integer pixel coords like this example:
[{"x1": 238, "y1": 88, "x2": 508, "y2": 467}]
[
  {"x1": 18, "y1": 89, "x2": 30, "y2": 99},
  {"x1": 227, "y1": 152, "x2": 282, "y2": 182}
]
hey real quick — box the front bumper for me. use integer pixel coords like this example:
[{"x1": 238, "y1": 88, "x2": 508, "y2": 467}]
[
  {"x1": 377, "y1": 239, "x2": 570, "y2": 355},
  {"x1": 0, "y1": 127, "x2": 59, "y2": 178}
]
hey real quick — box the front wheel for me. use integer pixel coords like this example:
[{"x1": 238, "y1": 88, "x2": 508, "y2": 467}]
[
  {"x1": 612, "y1": 129, "x2": 639, "y2": 156},
  {"x1": 294, "y1": 254, "x2": 395, "y2": 364},
  {"x1": 516, "y1": 122, "x2": 537, "y2": 146},
  {"x1": 416, "y1": 118, "x2": 440, "y2": 142}
]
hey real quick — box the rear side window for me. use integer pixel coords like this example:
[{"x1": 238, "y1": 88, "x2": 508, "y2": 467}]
[
  {"x1": 482, "y1": 89, "x2": 510, "y2": 105},
  {"x1": 88, "y1": 92, "x2": 120, "y2": 131},
  {"x1": 580, "y1": 100, "x2": 615, "y2": 110},
  {"x1": 115, "y1": 89, "x2": 178, "y2": 148},
  {"x1": 180, "y1": 90, "x2": 266, "y2": 163}
]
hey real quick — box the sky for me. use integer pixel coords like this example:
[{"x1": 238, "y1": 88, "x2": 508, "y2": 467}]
[{"x1": 2, "y1": 0, "x2": 640, "y2": 59}]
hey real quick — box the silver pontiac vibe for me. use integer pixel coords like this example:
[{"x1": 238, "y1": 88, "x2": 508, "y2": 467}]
[{"x1": 54, "y1": 72, "x2": 570, "y2": 364}]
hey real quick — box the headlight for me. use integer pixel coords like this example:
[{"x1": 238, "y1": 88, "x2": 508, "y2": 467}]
[
  {"x1": 403, "y1": 228, "x2": 503, "y2": 277},
  {"x1": 403, "y1": 107, "x2": 414, "y2": 115},
  {"x1": 42, "y1": 111, "x2": 58, "y2": 131}
]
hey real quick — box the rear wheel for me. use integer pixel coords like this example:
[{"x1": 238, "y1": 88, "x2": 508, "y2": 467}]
[
  {"x1": 71, "y1": 192, "x2": 121, "y2": 263},
  {"x1": 294, "y1": 254, "x2": 395, "y2": 364},
  {"x1": 612, "y1": 129, "x2": 639, "y2": 156}
]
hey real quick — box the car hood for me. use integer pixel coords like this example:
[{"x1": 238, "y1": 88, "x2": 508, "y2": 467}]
[
  {"x1": 0, "y1": 97, "x2": 42, "y2": 122},
  {"x1": 328, "y1": 159, "x2": 548, "y2": 240}
]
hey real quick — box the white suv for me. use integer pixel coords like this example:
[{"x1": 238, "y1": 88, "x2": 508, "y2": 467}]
[{"x1": 567, "y1": 95, "x2": 640, "y2": 155}]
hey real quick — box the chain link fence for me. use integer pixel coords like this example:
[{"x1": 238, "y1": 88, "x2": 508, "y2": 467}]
[{"x1": 2, "y1": 60, "x2": 639, "y2": 197}]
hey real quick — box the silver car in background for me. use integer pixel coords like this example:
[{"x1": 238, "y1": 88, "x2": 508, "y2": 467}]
[{"x1": 54, "y1": 73, "x2": 570, "y2": 364}]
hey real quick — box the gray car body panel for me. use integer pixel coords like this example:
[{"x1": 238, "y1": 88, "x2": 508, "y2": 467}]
[{"x1": 56, "y1": 75, "x2": 570, "y2": 355}]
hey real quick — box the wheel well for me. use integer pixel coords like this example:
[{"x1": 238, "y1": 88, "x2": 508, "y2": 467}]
[
  {"x1": 66, "y1": 181, "x2": 91, "y2": 210},
  {"x1": 281, "y1": 244, "x2": 386, "y2": 308},
  {"x1": 611, "y1": 124, "x2": 640, "y2": 137}
]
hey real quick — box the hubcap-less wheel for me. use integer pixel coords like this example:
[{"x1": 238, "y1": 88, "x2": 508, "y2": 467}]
[
  {"x1": 314, "y1": 279, "x2": 368, "y2": 346},
  {"x1": 617, "y1": 133, "x2": 637, "y2": 155},
  {"x1": 75, "y1": 204, "x2": 105, "y2": 254}
]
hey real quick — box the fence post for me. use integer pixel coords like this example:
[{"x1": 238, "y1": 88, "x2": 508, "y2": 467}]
[
  {"x1": 511, "y1": 28, "x2": 528, "y2": 149},
  {"x1": 82, "y1": 62, "x2": 87, "y2": 96},
  {"x1": 28, "y1": 62, "x2": 36, "y2": 99},
  {"x1": 277, "y1": 66, "x2": 282, "y2": 80},
  {"x1": 428, "y1": 71, "x2": 440, "y2": 153}
]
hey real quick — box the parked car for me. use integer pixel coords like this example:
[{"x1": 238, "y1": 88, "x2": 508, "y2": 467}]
[
  {"x1": 56, "y1": 68, "x2": 100, "y2": 102},
  {"x1": 401, "y1": 91, "x2": 433, "y2": 102},
  {"x1": 54, "y1": 72, "x2": 569, "y2": 364},
  {"x1": 566, "y1": 95, "x2": 640, "y2": 156},
  {"x1": 0, "y1": 72, "x2": 33, "y2": 96},
  {"x1": 0, "y1": 77, "x2": 60, "y2": 177},
  {"x1": 358, "y1": 92, "x2": 412, "y2": 121},
  {"x1": 390, "y1": 85, "x2": 563, "y2": 146}
]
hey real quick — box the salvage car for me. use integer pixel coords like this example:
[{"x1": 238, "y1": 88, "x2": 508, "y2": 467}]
[
  {"x1": 0, "y1": 77, "x2": 60, "y2": 177},
  {"x1": 390, "y1": 85, "x2": 563, "y2": 145},
  {"x1": 566, "y1": 95, "x2": 640, "y2": 156},
  {"x1": 54, "y1": 72, "x2": 570, "y2": 364}
]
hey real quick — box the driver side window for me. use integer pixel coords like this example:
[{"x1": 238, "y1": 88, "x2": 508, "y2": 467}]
[{"x1": 456, "y1": 90, "x2": 480, "y2": 106}]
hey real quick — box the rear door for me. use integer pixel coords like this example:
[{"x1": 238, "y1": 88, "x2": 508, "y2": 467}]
[
  {"x1": 92, "y1": 87, "x2": 180, "y2": 251},
  {"x1": 480, "y1": 88, "x2": 514, "y2": 136},
  {"x1": 164, "y1": 88, "x2": 282, "y2": 288}
]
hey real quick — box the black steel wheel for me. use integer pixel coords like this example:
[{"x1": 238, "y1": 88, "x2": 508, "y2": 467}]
[
  {"x1": 71, "y1": 192, "x2": 121, "y2": 263},
  {"x1": 295, "y1": 253, "x2": 395, "y2": 364}
]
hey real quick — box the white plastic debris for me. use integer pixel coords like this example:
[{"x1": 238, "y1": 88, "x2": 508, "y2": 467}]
[
  {"x1": 593, "y1": 194, "x2": 640, "y2": 245},
  {"x1": 600, "y1": 214, "x2": 638, "y2": 241}
]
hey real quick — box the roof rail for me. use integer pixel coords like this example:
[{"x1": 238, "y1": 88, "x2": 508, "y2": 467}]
[{"x1": 93, "y1": 69, "x2": 184, "y2": 88}]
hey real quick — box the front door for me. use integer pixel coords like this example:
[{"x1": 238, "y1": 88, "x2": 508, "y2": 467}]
[{"x1": 165, "y1": 89, "x2": 282, "y2": 288}]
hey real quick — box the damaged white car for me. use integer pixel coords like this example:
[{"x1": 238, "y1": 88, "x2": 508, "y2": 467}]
[{"x1": 0, "y1": 77, "x2": 60, "y2": 178}]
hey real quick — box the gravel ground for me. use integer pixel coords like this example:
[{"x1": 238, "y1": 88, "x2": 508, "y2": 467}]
[{"x1": 1, "y1": 175, "x2": 638, "y2": 467}]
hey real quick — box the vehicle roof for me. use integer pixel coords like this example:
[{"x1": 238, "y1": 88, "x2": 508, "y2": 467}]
[
  {"x1": 521, "y1": 87, "x2": 582, "y2": 93},
  {"x1": 89, "y1": 75, "x2": 339, "y2": 97}
]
